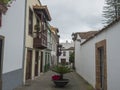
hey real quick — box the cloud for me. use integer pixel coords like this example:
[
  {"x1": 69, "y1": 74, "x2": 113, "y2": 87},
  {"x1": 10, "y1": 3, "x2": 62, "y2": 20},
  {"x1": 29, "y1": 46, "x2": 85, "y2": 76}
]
[{"x1": 41, "y1": 0, "x2": 105, "y2": 43}]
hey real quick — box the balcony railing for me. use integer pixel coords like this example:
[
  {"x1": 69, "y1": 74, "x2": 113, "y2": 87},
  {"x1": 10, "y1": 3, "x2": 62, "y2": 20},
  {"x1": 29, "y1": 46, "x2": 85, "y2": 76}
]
[{"x1": 33, "y1": 31, "x2": 47, "y2": 49}]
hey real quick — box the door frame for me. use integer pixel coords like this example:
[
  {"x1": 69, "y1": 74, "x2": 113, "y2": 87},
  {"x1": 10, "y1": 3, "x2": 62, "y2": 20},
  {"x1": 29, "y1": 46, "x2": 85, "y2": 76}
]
[
  {"x1": 40, "y1": 52, "x2": 43, "y2": 72},
  {"x1": 35, "y1": 51, "x2": 39, "y2": 76},
  {"x1": 95, "y1": 39, "x2": 107, "y2": 90},
  {"x1": 61, "y1": 58, "x2": 66, "y2": 65},
  {"x1": 26, "y1": 49, "x2": 32, "y2": 80},
  {"x1": 0, "y1": 36, "x2": 4, "y2": 90}
]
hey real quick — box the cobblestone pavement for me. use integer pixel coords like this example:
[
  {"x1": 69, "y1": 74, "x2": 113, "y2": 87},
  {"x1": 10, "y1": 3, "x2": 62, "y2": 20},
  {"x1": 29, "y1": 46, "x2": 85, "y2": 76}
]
[{"x1": 15, "y1": 71, "x2": 94, "y2": 90}]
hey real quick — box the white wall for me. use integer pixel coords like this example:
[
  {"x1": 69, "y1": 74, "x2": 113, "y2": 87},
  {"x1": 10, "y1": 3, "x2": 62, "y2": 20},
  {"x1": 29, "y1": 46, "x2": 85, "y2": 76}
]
[
  {"x1": 106, "y1": 22, "x2": 120, "y2": 90},
  {"x1": 0, "y1": 0, "x2": 25, "y2": 74},
  {"x1": 61, "y1": 41, "x2": 74, "y2": 49},
  {"x1": 74, "y1": 40, "x2": 81, "y2": 72},
  {"x1": 51, "y1": 36, "x2": 57, "y2": 65},
  {"x1": 75, "y1": 21, "x2": 120, "y2": 90}
]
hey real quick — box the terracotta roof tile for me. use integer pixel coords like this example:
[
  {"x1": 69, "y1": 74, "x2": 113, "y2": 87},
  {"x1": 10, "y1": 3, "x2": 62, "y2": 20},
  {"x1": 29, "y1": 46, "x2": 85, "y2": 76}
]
[
  {"x1": 81, "y1": 17, "x2": 120, "y2": 45},
  {"x1": 77, "y1": 31, "x2": 98, "y2": 39},
  {"x1": 33, "y1": 5, "x2": 51, "y2": 21}
]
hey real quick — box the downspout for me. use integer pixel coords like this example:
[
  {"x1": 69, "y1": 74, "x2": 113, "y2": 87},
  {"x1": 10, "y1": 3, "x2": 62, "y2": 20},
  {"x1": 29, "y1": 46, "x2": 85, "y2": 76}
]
[{"x1": 22, "y1": 0, "x2": 27, "y2": 85}]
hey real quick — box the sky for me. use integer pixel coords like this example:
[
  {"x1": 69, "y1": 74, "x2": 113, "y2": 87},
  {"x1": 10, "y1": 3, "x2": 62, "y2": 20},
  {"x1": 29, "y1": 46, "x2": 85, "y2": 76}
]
[{"x1": 40, "y1": 0, "x2": 105, "y2": 43}]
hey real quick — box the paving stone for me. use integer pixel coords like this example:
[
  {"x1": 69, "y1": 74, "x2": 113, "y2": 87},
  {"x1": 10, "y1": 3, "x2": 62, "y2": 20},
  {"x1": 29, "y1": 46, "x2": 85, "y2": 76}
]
[{"x1": 14, "y1": 71, "x2": 94, "y2": 90}]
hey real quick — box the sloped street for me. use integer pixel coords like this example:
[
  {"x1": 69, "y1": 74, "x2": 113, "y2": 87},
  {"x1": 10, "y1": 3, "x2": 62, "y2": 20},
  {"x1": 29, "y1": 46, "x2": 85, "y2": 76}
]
[{"x1": 15, "y1": 71, "x2": 94, "y2": 90}]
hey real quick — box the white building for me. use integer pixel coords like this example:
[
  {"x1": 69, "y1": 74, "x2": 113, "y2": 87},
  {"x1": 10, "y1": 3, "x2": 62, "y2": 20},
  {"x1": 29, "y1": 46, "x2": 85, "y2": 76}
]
[
  {"x1": 50, "y1": 26, "x2": 59, "y2": 66},
  {"x1": 72, "y1": 18, "x2": 120, "y2": 90},
  {"x1": 0, "y1": 0, "x2": 55, "y2": 90},
  {"x1": 59, "y1": 41, "x2": 74, "y2": 64},
  {"x1": 0, "y1": 0, "x2": 26, "y2": 90}
]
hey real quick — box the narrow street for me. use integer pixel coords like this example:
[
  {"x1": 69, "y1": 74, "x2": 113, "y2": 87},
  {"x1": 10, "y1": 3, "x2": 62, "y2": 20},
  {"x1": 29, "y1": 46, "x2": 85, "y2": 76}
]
[{"x1": 15, "y1": 71, "x2": 94, "y2": 90}]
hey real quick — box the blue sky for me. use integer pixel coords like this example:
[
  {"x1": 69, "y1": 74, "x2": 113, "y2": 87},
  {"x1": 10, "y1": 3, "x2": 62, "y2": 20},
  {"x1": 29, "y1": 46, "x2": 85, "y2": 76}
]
[{"x1": 40, "y1": 0, "x2": 105, "y2": 42}]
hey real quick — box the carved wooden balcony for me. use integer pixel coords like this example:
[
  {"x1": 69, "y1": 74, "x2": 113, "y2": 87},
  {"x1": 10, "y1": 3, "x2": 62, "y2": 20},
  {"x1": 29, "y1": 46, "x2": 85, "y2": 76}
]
[{"x1": 33, "y1": 31, "x2": 47, "y2": 49}]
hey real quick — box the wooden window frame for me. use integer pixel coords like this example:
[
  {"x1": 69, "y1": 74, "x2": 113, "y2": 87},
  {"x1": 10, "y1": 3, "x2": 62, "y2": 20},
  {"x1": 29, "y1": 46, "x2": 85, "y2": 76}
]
[{"x1": 28, "y1": 8, "x2": 33, "y2": 36}]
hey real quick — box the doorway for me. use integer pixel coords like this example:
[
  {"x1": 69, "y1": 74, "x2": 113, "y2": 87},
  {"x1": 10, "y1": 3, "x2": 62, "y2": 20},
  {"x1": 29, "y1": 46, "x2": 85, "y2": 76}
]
[
  {"x1": 26, "y1": 50, "x2": 32, "y2": 80},
  {"x1": 95, "y1": 40, "x2": 107, "y2": 90},
  {"x1": 40, "y1": 52, "x2": 43, "y2": 72},
  {"x1": 35, "y1": 51, "x2": 39, "y2": 76},
  {"x1": 61, "y1": 59, "x2": 66, "y2": 65}
]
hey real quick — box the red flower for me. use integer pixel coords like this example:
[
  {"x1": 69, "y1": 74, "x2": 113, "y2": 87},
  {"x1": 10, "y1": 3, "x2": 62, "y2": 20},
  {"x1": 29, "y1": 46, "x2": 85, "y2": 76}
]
[{"x1": 52, "y1": 75, "x2": 60, "y2": 80}]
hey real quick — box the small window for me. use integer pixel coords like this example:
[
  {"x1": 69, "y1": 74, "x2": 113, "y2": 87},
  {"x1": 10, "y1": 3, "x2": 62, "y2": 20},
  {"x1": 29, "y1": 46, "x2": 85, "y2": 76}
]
[
  {"x1": 28, "y1": 8, "x2": 33, "y2": 35},
  {"x1": 63, "y1": 51, "x2": 66, "y2": 56}
]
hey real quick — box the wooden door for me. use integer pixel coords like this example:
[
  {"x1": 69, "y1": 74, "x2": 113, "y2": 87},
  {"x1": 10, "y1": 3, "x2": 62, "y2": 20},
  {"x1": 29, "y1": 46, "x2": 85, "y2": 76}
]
[
  {"x1": 95, "y1": 40, "x2": 107, "y2": 90},
  {"x1": 26, "y1": 50, "x2": 32, "y2": 80},
  {"x1": 35, "y1": 51, "x2": 39, "y2": 76},
  {"x1": 61, "y1": 59, "x2": 66, "y2": 65},
  {"x1": 40, "y1": 52, "x2": 43, "y2": 72},
  {"x1": 98, "y1": 47, "x2": 104, "y2": 90}
]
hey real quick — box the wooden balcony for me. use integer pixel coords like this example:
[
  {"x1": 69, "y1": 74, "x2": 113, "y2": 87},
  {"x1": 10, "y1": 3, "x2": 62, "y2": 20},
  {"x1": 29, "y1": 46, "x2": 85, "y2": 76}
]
[{"x1": 33, "y1": 32, "x2": 47, "y2": 49}]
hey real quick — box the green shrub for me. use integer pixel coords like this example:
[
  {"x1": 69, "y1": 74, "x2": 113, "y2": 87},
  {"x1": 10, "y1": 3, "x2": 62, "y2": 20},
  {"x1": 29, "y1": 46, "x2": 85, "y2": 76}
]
[
  {"x1": 0, "y1": 0, "x2": 11, "y2": 4},
  {"x1": 52, "y1": 65, "x2": 72, "y2": 79}
]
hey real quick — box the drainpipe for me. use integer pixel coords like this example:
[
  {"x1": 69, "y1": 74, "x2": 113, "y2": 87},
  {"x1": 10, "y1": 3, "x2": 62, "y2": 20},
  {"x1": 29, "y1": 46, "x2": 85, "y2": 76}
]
[{"x1": 22, "y1": 0, "x2": 27, "y2": 85}]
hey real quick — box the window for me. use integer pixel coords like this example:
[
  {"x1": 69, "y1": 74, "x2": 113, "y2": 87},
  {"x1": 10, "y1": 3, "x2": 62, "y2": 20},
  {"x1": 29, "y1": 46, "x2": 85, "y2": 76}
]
[
  {"x1": 63, "y1": 51, "x2": 66, "y2": 56},
  {"x1": 28, "y1": 8, "x2": 33, "y2": 35},
  {"x1": 0, "y1": 13, "x2": 2, "y2": 27}
]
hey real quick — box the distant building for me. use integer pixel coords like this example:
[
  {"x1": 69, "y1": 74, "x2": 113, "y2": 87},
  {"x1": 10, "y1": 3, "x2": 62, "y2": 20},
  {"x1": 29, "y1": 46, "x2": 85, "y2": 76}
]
[
  {"x1": 50, "y1": 26, "x2": 59, "y2": 66},
  {"x1": 59, "y1": 41, "x2": 74, "y2": 64}
]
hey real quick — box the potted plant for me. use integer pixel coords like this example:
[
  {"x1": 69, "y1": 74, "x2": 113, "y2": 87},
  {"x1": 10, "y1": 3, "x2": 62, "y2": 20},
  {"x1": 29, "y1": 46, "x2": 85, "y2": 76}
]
[
  {"x1": 51, "y1": 65, "x2": 72, "y2": 87},
  {"x1": 0, "y1": 0, "x2": 10, "y2": 14}
]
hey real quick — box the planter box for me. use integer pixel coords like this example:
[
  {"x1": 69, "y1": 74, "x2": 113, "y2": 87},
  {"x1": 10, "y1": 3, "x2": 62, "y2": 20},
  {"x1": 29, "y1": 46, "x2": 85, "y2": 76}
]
[{"x1": 53, "y1": 79, "x2": 69, "y2": 87}]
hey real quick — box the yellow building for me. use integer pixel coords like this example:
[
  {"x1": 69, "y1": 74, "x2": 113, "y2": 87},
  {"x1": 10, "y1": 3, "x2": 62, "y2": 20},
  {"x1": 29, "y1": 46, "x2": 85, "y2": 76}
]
[{"x1": 23, "y1": 0, "x2": 52, "y2": 83}]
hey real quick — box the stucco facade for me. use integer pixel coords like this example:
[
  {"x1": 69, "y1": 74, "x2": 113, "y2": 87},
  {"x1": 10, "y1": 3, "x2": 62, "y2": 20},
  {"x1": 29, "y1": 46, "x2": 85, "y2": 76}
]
[
  {"x1": 73, "y1": 19, "x2": 120, "y2": 90},
  {"x1": 23, "y1": 0, "x2": 42, "y2": 83},
  {"x1": 0, "y1": 0, "x2": 54, "y2": 90},
  {"x1": 0, "y1": 0, "x2": 25, "y2": 90}
]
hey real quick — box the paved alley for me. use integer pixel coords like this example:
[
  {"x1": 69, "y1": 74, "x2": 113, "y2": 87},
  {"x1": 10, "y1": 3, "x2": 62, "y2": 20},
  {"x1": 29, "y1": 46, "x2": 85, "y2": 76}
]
[{"x1": 15, "y1": 71, "x2": 94, "y2": 90}]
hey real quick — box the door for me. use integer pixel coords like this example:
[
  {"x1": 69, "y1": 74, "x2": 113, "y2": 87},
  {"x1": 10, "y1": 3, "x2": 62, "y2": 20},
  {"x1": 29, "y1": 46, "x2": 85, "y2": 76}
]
[
  {"x1": 61, "y1": 59, "x2": 66, "y2": 65},
  {"x1": 40, "y1": 52, "x2": 43, "y2": 72},
  {"x1": 0, "y1": 38, "x2": 3, "y2": 90},
  {"x1": 95, "y1": 40, "x2": 107, "y2": 90},
  {"x1": 35, "y1": 51, "x2": 39, "y2": 76},
  {"x1": 99, "y1": 47, "x2": 104, "y2": 90},
  {"x1": 26, "y1": 50, "x2": 32, "y2": 80}
]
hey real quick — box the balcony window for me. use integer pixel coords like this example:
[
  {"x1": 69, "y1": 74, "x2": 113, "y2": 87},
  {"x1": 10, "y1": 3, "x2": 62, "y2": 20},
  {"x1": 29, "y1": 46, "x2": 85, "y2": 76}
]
[
  {"x1": 63, "y1": 51, "x2": 66, "y2": 56},
  {"x1": 28, "y1": 8, "x2": 33, "y2": 35}
]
